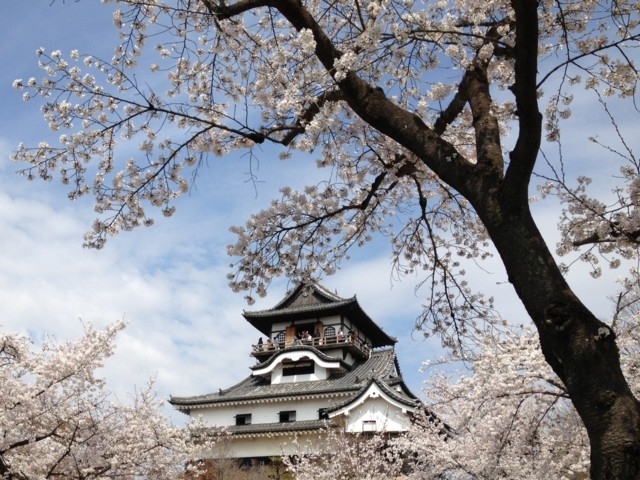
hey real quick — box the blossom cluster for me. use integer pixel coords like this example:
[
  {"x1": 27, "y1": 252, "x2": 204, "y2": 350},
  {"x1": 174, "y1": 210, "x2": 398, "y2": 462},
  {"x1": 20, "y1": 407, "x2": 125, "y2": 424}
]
[
  {"x1": 282, "y1": 426, "x2": 403, "y2": 480},
  {"x1": 11, "y1": 0, "x2": 640, "y2": 337},
  {"x1": 397, "y1": 328, "x2": 590, "y2": 479},
  {"x1": 539, "y1": 136, "x2": 640, "y2": 278},
  {"x1": 0, "y1": 321, "x2": 219, "y2": 479}
]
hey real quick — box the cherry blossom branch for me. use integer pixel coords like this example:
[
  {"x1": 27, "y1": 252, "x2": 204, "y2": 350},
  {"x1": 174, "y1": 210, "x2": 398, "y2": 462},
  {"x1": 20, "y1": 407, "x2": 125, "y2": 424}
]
[{"x1": 536, "y1": 35, "x2": 640, "y2": 91}]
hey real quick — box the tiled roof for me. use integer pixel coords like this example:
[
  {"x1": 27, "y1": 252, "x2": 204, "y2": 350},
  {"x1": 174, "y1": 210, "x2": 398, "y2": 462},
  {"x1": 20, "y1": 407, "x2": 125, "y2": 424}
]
[
  {"x1": 226, "y1": 419, "x2": 335, "y2": 436},
  {"x1": 269, "y1": 282, "x2": 347, "y2": 310},
  {"x1": 170, "y1": 348, "x2": 418, "y2": 409},
  {"x1": 242, "y1": 281, "x2": 396, "y2": 347},
  {"x1": 245, "y1": 298, "x2": 357, "y2": 318}
]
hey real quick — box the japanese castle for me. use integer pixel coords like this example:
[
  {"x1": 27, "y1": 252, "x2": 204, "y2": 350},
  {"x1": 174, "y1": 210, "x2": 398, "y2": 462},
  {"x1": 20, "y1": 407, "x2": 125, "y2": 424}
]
[{"x1": 169, "y1": 281, "x2": 420, "y2": 458}]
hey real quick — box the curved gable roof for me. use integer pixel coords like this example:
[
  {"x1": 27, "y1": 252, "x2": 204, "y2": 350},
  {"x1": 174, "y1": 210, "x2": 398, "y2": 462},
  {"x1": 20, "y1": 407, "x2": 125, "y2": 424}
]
[{"x1": 249, "y1": 344, "x2": 350, "y2": 372}]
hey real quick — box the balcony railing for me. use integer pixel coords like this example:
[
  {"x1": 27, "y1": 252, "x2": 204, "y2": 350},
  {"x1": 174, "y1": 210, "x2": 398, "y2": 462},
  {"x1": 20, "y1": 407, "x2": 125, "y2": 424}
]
[{"x1": 251, "y1": 335, "x2": 371, "y2": 357}]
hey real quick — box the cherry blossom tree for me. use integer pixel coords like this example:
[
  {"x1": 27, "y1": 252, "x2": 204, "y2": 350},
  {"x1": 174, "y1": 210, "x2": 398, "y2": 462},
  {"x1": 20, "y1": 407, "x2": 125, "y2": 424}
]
[
  {"x1": 0, "y1": 320, "x2": 217, "y2": 479},
  {"x1": 282, "y1": 426, "x2": 403, "y2": 480},
  {"x1": 11, "y1": 0, "x2": 640, "y2": 476},
  {"x1": 608, "y1": 278, "x2": 640, "y2": 400},
  {"x1": 397, "y1": 286, "x2": 640, "y2": 480},
  {"x1": 400, "y1": 329, "x2": 591, "y2": 479}
]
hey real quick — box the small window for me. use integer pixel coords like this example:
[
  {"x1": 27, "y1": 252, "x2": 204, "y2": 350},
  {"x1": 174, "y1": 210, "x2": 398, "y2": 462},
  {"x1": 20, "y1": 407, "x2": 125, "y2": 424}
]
[
  {"x1": 324, "y1": 326, "x2": 336, "y2": 342},
  {"x1": 274, "y1": 331, "x2": 286, "y2": 346},
  {"x1": 362, "y1": 420, "x2": 377, "y2": 432},
  {"x1": 235, "y1": 413, "x2": 252, "y2": 426},
  {"x1": 282, "y1": 360, "x2": 314, "y2": 376},
  {"x1": 318, "y1": 408, "x2": 328, "y2": 420},
  {"x1": 279, "y1": 410, "x2": 296, "y2": 423}
]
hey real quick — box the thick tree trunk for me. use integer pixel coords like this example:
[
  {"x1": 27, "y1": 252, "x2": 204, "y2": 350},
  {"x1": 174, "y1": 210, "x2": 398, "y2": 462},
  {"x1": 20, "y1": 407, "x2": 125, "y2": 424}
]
[
  {"x1": 477, "y1": 200, "x2": 640, "y2": 479},
  {"x1": 274, "y1": 0, "x2": 640, "y2": 471}
]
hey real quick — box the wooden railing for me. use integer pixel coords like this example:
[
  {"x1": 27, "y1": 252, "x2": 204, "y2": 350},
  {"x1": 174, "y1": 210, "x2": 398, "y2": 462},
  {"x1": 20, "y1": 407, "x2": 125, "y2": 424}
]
[{"x1": 251, "y1": 335, "x2": 371, "y2": 357}]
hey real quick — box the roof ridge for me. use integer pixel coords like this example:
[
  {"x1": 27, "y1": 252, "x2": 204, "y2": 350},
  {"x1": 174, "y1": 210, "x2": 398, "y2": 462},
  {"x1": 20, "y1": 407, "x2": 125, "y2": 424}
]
[{"x1": 263, "y1": 281, "x2": 353, "y2": 312}]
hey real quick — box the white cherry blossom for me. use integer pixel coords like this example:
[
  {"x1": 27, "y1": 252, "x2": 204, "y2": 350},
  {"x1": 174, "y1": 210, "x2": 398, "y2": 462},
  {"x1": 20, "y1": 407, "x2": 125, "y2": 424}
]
[
  {"x1": 0, "y1": 321, "x2": 220, "y2": 479},
  {"x1": 11, "y1": 0, "x2": 640, "y2": 476}
]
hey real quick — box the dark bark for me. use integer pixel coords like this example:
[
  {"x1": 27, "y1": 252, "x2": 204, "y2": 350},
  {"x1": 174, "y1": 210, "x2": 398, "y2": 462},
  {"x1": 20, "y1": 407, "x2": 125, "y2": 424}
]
[
  {"x1": 491, "y1": 4, "x2": 640, "y2": 476},
  {"x1": 473, "y1": 194, "x2": 640, "y2": 480}
]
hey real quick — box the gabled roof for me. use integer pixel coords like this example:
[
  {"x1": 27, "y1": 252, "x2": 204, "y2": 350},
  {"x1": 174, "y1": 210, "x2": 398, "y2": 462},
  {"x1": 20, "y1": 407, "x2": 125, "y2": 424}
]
[
  {"x1": 249, "y1": 345, "x2": 351, "y2": 373},
  {"x1": 243, "y1": 281, "x2": 396, "y2": 347},
  {"x1": 326, "y1": 376, "x2": 419, "y2": 416},
  {"x1": 169, "y1": 348, "x2": 419, "y2": 410}
]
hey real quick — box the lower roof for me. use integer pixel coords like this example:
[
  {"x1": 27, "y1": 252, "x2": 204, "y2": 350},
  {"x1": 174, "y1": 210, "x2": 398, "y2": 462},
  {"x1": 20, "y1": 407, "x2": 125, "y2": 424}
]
[
  {"x1": 226, "y1": 419, "x2": 335, "y2": 436},
  {"x1": 170, "y1": 347, "x2": 419, "y2": 410}
]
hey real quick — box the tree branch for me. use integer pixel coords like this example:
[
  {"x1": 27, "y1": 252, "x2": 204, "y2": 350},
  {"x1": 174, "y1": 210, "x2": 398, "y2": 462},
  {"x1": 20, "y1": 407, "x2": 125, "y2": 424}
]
[
  {"x1": 266, "y1": 0, "x2": 475, "y2": 196},
  {"x1": 465, "y1": 59, "x2": 503, "y2": 176},
  {"x1": 504, "y1": 0, "x2": 542, "y2": 205},
  {"x1": 281, "y1": 89, "x2": 344, "y2": 146},
  {"x1": 433, "y1": 77, "x2": 469, "y2": 136},
  {"x1": 202, "y1": 0, "x2": 269, "y2": 19}
]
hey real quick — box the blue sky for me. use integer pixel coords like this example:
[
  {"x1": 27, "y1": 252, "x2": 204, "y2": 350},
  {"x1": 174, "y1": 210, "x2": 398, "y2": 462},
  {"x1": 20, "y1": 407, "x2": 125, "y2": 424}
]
[{"x1": 1, "y1": 1, "x2": 637, "y2": 422}]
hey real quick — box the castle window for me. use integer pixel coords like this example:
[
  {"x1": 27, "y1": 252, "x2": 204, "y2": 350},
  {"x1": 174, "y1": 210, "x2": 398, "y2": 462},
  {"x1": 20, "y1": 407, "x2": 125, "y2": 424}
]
[
  {"x1": 274, "y1": 331, "x2": 286, "y2": 347},
  {"x1": 324, "y1": 326, "x2": 336, "y2": 343},
  {"x1": 282, "y1": 360, "x2": 314, "y2": 376},
  {"x1": 362, "y1": 420, "x2": 377, "y2": 432},
  {"x1": 279, "y1": 410, "x2": 296, "y2": 423},
  {"x1": 235, "y1": 413, "x2": 252, "y2": 426}
]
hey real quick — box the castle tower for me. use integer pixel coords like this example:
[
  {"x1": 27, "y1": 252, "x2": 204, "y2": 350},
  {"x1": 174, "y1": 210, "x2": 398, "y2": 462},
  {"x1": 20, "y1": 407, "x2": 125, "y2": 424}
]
[{"x1": 169, "y1": 281, "x2": 420, "y2": 458}]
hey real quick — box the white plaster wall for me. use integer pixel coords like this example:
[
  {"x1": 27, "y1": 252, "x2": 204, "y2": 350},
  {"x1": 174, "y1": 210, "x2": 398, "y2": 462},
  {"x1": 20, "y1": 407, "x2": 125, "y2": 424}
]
[
  {"x1": 268, "y1": 352, "x2": 331, "y2": 384},
  {"x1": 206, "y1": 432, "x2": 330, "y2": 458},
  {"x1": 199, "y1": 401, "x2": 411, "y2": 458},
  {"x1": 192, "y1": 398, "x2": 412, "y2": 459},
  {"x1": 321, "y1": 347, "x2": 344, "y2": 357},
  {"x1": 193, "y1": 396, "x2": 347, "y2": 427},
  {"x1": 313, "y1": 365, "x2": 329, "y2": 380},
  {"x1": 343, "y1": 397, "x2": 412, "y2": 433},
  {"x1": 271, "y1": 366, "x2": 283, "y2": 384}
]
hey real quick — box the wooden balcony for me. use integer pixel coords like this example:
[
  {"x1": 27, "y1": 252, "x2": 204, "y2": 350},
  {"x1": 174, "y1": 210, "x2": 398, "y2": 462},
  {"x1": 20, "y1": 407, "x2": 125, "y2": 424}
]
[{"x1": 251, "y1": 335, "x2": 371, "y2": 360}]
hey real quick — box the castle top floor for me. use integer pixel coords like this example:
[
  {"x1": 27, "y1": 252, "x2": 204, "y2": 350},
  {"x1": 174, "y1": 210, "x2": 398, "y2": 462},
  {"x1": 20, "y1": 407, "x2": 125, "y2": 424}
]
[{"x1": 243, "y1": 282, "x2": 396, "y2": 363}]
